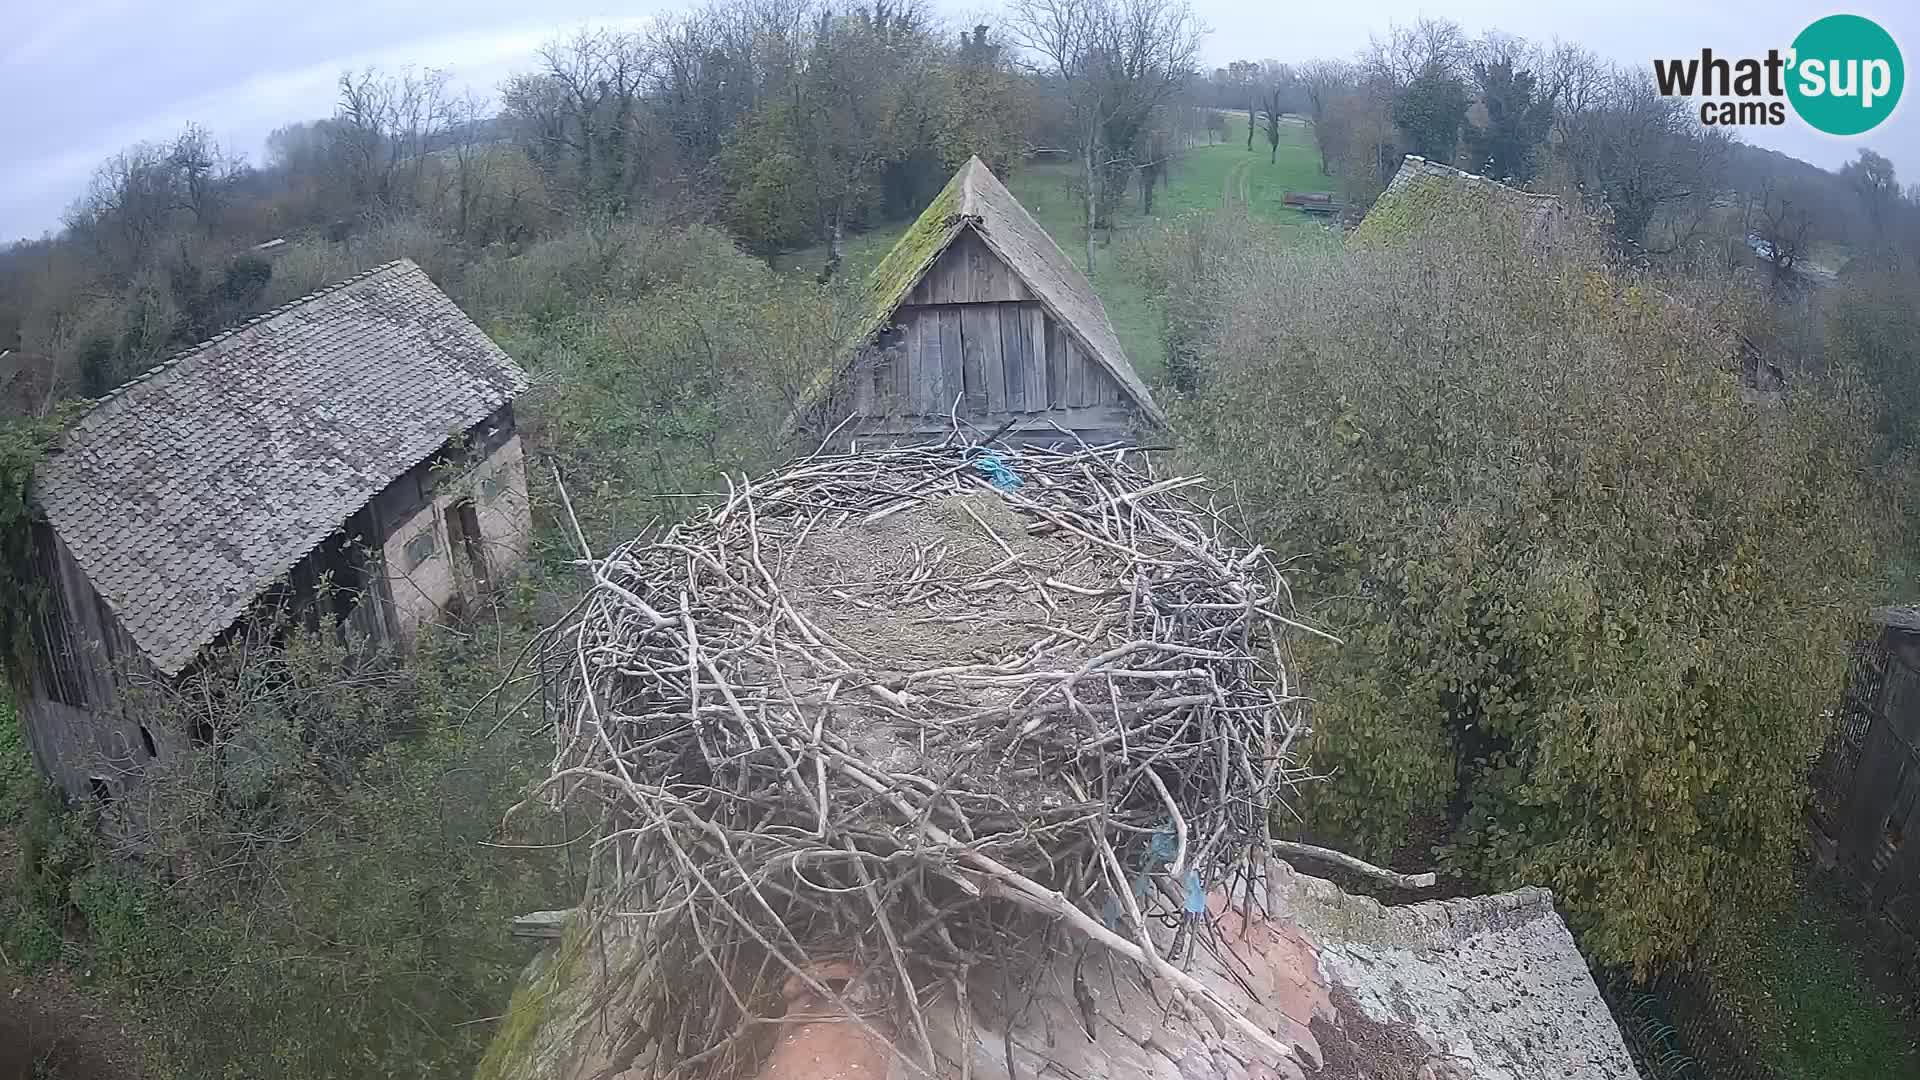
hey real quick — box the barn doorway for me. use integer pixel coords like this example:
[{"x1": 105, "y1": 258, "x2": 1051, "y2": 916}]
[{"x1": 444, "y1": 500, "x2": 490, "y2": 592}]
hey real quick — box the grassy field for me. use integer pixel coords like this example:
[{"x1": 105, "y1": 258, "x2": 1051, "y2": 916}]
[
  {"x1": 1700, "y1": 871, "x2": 1920, "y2": 1079},
  {"x1": 782, "y1": 113, "x2": 1330, "y2": 383}
]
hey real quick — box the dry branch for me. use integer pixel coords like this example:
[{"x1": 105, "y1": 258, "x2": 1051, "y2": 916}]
[{"x1": 1269, "y1": 840, "x2": 1438, "y2": 890}]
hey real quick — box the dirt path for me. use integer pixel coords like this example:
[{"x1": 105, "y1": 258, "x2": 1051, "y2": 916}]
[
  {"x1": 1223, "y1": 158, "x2": 1251, "y2": 211},
  {"x1": 0, "y1": 967, "x2": 145, "y2": 1079}
]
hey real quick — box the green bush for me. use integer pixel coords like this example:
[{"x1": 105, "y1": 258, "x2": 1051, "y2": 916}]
[
  {"x1": 487, "y1": 223, "x2": 864, "y2": 547},
  {"x1": 1, "y1": 689, "x2": 39, "y2": 823},
  {"x1": 1, "y1": 621, "x2": 567, "y2": 1079},
  {"x1": 1177, "y1": 214, "x2": 1882, "y2": 972},
  {"x1": 130, "y1": 626, "x2": 564, "y2": 1077},
  {"x1": 2, "y1": 218, "x2": 858, "y2": 1076}
]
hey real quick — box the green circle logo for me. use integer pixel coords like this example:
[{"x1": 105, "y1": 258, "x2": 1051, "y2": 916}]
[{"x1": 1788, "y1": 14, "x2": 1904, "y2": 136}]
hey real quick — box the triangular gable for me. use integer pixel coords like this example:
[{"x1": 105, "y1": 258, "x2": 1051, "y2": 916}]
[{"x1": 857, "y1": 157, "x2": 1164, "y2": 425}]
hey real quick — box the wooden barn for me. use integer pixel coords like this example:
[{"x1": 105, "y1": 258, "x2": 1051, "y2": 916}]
[
  {"x1": 814, "y1": 156, "x2": 1164, "y2": 446},
  {"x1": 15, "y1": 259, "x2": 533, "y2": 803}
]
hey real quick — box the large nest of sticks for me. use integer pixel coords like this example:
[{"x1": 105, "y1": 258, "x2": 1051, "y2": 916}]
[{"x1": 533, "y1": 440, "x2": 1323, "y2": 1077}]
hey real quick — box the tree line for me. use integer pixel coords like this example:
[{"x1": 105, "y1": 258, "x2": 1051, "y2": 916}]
[
  {"x1": 0, "y1": 0, "x2": 1225, "y2": 410},
  {"x1": 1196, "y1": 18, "x2": 1920, "y2": 286}
]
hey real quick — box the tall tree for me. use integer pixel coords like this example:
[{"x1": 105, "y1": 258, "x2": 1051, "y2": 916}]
[
  {"x1": 1297, "y1": 60, "x2": 1352, "y2": 176},
  {"x1": 1391, "y1": 64, "x2": 1468, "y2": 162},
  {"x1": 1258, "y1": 82, "x2": 1286, "y2": 164},
  {"x1": 1008, "y1": 0, "x2": 1204, "y2": 274},
  {"x1": 1465, "y1": 56, "x2": 1553, "y2": 181},
  {"x1": 802, "y1": 2, "x2": 933, "y2": 280},
  {"x1": 1557, "y1": 69, "x2": 1729, "y2": 250},
  {"x1": 331, "y1": 68, "x2": 452, "y2": 214},
  {"x1": 1842, "y1": 149, "x2": 1902, "y2": 267},
  {"x1": 937, "y1": 25, "x2": 1029, "y2": 174},
  {"x1": 501, "y1": 31, "x2": 660, "y2": 213}
]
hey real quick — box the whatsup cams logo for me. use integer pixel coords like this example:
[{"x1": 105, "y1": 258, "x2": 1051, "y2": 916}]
[{"x1": 1653, "y1": 14, "x2": 1903, "y2": 135}]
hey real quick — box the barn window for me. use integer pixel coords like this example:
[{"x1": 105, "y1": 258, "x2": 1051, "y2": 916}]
[
  {"x1": 88, "y1": 776, "x2": 114, "y2": 806},
  {"x1": 139, "y1": 724, "x2": 158, "y2": 759},
  {"x1": 403, "y1": 530, "x2": 437, "y2": 569},
  {"x1": 480, "y1": 474, "x2": 503, "y2": 503}
]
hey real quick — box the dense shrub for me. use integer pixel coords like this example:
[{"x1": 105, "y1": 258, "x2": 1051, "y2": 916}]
[
  {"x1": 7, "y1": 619, "x2": 569, "y2": 1079},
  {"x1": 1, "y1": 219, "x2": 853, "y2": 1076},
  {"x1": 1177, "y1": 215, "x2": 1882, "y2": 971},
  {"x1": 257, "y1": 217, "x2": 464, "y2": 309},
  {"x1": 1824, "y1": 268, "x2": 1920, "y2": 589},
  {"x1": 482, "y1": 223, "x2": 865, "y2": 546}
]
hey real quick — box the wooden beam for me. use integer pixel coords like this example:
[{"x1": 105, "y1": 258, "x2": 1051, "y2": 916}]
[
  {"x1": 1001, "y1": 304, "x2": 1028, "y2": 413},
  {"x1": 964, "y1": 306, "x2": 1004, "y2": 415},
  {"x1": 1024, "y1": 306, "x2": 1048, "y2": 411},
  {"x1": 1047, "y1": 316, "x2": 1067, "y2": 409},
  {"x1": 939, "y1": 308, "x2": 966, "y2": 418}
]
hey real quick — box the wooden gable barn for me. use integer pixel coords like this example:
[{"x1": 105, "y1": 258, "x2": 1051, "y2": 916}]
[
  {"x1": 824, "y1": 156, "x2": 1164, "y2": 446},
  {"x1": 16, "y1": 260, "x2": 533, "y2": 803}
]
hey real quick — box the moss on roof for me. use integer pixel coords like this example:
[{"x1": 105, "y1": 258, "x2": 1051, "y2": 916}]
[
  {"x1": 1351, "y1": 157, "x2": 1561, "y2": 247},
  {"x1": 1351, "y1": 174, "x2": 1493, "y2": 244},
  {"x1": 860, "y1": 165, "x2": 969, "y2": 335}
]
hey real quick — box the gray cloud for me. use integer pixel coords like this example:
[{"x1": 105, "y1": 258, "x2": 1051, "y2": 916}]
[{"x1": 5, "y1": 0, "x2": 1916, "y2": 242}]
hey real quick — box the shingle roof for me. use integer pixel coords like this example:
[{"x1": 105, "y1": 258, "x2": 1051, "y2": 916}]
[
  {"x1": 487, "y1": 865, "x2": 1641, "y2": 1080},
  {"x1": 33, "y1": 259, "x2": 528, "y2": 676},
  {"x1": 1352, "y1": 154, "x2": 1568, "y2": 247},
  {"x1": 861, "y1": 156, "x2": 1164, "y2": 424},
  {"x1": 1273, "y1": 865, "x2": 1640, "y2": 1078}
]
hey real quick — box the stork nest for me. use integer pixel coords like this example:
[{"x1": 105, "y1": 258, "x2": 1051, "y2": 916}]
[{"x1": 528, "y1": 439, "x2": 1323, "y2": 1077}]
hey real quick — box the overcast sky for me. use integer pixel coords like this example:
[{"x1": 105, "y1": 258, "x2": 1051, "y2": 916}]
[{"x1": 4, "y1": 1, "x2": 1915, "y2": 243}]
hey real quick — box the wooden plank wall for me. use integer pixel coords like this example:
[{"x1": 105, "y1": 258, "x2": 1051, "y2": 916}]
[
  {"x1": 861, "y1": 301, "x2": 1128, "y2": 422},
  {"x1": 905, "y1": 230, "x2": 1034, "y2": 306},
  {"x1": 844, "y1": 226, "x2": 1139, "y2": 443},
  {"x1": 17, "y1": 526, "x2": 171, "y2": 801}
]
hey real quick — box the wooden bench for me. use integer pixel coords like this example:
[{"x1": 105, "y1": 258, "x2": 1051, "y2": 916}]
[{"x1": 1282, "y1": 191, "x2": 1344, "y2": 215}]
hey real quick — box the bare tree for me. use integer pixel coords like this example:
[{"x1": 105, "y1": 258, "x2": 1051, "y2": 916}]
[
  {"x1": 1258, "y1": 82, "x2": 1285, "y2": 164},
  {"x1": 166, "y1": 126, "x2": 233, "y2": 228},
  {"x1": 440, "y1": 92, "x2": 498, "y2": 242},
  {"x1": 1361, "y1": 17, "x2": 1468, "y2": 90},
  {"x1": 1557, "y1": 68, "x2": 1729, "y2": 251},
  {"x1": 1008, "y1": 0, "x2": 1204, "y2": 273},
  {"x1": 1297, "y1": 60, "x2": 1352, "y2": 176},
  {"x1": 1753, "y1": 176, "x2": 1818, "y2": 288},
  {"x1": 1842, "y1": 149, "x2": 1902, "y2": 268},
  {"x1": 331, "y1": 68, "x2": 453, "y2": 214},
  {"x1": 501, "y1": 31, "x2": 659, "y2": 213}
]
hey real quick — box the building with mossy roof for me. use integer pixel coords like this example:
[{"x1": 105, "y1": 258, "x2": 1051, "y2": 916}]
[
  {"x1": 1351, "y1": 155, "x2": 1572, "y2": 251},
  {"x1": 802, "y1": 156, "x2": 1164, "y2": 448}
]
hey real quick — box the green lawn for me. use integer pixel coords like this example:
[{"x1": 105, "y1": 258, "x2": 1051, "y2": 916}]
[
  {"x1": 781, "y1": 112, "x2": 1331, "y2": 384},
  {"x1": 1700, "y1": 872, "x2": 1920, "y2": 1079}
]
